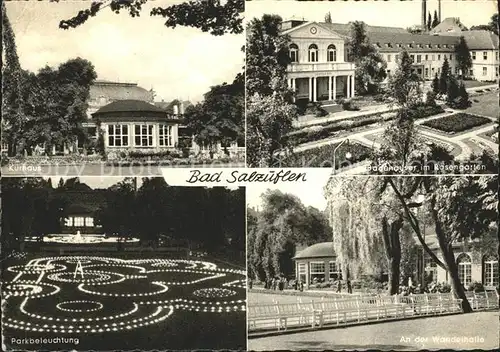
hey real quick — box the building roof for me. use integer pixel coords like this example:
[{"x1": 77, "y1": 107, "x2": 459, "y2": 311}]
[
  {"x1": 90, "y1": 80, "x2": 154, "y2": 103},
  {"x1": 367, "y1": 32, "x2": 459, "y2": 52},
  {"x1": 437, "y1": 30, "x2": 499, "y2": 50},
  {"x1": 282, "y1": 20, "x2": 407, "y2": 35},
  {"x1": 93, "y1": 99, "x2": 166, "y2": 115},
  {"x1": 294, "y1": 242, "x2": 336, "y2": 259},
  {"x1": 430, "y1": 17, "x2": 468, "y2": 35}
]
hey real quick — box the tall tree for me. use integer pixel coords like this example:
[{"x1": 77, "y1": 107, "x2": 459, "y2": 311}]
[
  {"x1": 2, "y1": 2, "x2": 24, "y2": 156},
  {"x1": 438, "y1": 57, "x2": 450, "y2": 95},
  {"x1": 427, "y1": 12, "x2": 432, "y2": 31},
  {"x1": 246, "y1": 94, "x2": 296, "y2": 167},
  {"x1": 184, "y1": 73, "x2": 244, "y2": 157},
  {"x1": 347, "y1": 21, "x2": 387, "y2": 94},
  {"x1": 432, "y1": 10, "x2": 440, "y2": 28},
  {"x1": 60, "y1": 0, "x2": 244, "y2": 36},
  {"x1": 325, "y1": 11, "x2": 332, "y2": 24},
  {"x1": 388, "y1": 50, "x2": 421, "y2": 108},
  {"x1": 431, "y1": 73, "x2": 440, "y2": 94},
  {"x1": 455, "y1": 36, "x2": 472, "y2": 78}
]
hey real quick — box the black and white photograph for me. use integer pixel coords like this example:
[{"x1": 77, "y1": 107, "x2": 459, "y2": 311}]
[
  {"x1": 2, "y1": 0, "x2": 245, "y2": 176},
  {"x1": 246, "y1": 0, "x2": 499, "y2": 173},
  {"x1": 247, "y1": 174, "x2": 499, "y2": 350},
  {"x1": 1, "y1": 176, "x2": 246, "y2": 350}
]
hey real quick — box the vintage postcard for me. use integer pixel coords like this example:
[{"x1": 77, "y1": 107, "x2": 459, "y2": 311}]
[
  {"x1": 2, "y1": 0, "x2": 245, "y2": 176},
  {"x1": 246, "y1": 0, "x2": 498, "y2": 175},
  {"x1": 1, "y1": 176, "x2": 246, "y2": 350}
]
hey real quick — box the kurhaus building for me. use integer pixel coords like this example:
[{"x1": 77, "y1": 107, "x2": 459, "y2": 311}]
[{"x1": 283, "y1": 18, "x2": 498, "y2": 103}]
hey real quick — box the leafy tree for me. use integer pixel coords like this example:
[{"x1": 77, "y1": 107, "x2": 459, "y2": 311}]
[
  {"x1": 474, "y1": 13, "x2": 500, "y2": 35},
  {"x1": 431, "y1": 73, "x2": 440, "y2": 94},
  {"x1": 247, "y1": 190, "x2": 332, "y2": 281},
  {"x1": 447, "y1": 79, "x2": 470, "y2": 109},
  {"x1": 347, "y1": 21, "x2": 387, "y2": 94},
  {"x1": 246, "y1": 94, "x2": 297, "y2": 167},
  {"x1": 388, "y1": 50, "x2": 421, "y2": 108},
  {"x1": 325, "y1": 11, "x2": 332, "y2": 24},
  {"x1": 427, "y1": 12, "x2": 432, "y2": 31},
  {"x1": 246, "y1": 14, "x2": 292, "y2": 98},
  {"x1": 184, "y1": 73, "x2": 244, "y2": 157},
  {"x1": 2, "y1": 2, "x2": 24, "y2": 156},
  {"x1": 438, "y1": 57, "x2": 450, "y2": 95},
  {"x1": 432, "y1": 10, "x2": 440, "y2": 28},
  {"x1": 385, "y1": 175, "x2": 497, "y2": 313},
  {"x1": 455, "y1": 36, "x2": 472, "y2": 78},
  {"x1": 60, "y1": 0, "x2": 244, "y2": 36}
]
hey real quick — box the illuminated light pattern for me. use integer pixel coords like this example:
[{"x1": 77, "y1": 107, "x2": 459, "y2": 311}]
[
  {"x1": 56, "y1": 300, "x2": 104, "y2": 313},
  {"x1": 2, "y1": 256, "x2": 246, "y2": 336},
  {"x1": 32, "y1": 234, "x2": 140, "y2": 244},
  {"x1": 193, "y1": 288, "x2": 237, "y2": 298}
]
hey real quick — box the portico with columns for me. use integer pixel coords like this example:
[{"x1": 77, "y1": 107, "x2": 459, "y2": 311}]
[{"x1": 283, "y1": 21, "x2": 356, "y2": 103}]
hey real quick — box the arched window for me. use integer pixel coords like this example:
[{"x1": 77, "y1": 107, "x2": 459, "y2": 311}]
[
  {"x1": 483, "y1": 254, "x2": 499, "y2": 287},
  {"x1": 457, "y1": 253, "x2": 472, "y2": 287},
  {"x1": 289, "y1": 43, "x2": 299, "y2": 63},
  {"x1": 308, "y1": 44, "x2": 318, "y2": 62},
  {"x1": 327, "y1": 44, "x2": 337, "y2": 62}
]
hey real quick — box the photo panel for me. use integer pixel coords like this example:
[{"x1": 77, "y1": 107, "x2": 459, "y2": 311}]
[
  {"x1": 245, "y1": 0, "x2": 499, "y2": 174},
  {"x1": 2, "y1": 0, "x2": 245, "y2": 177},
  {"x1": 1, "y1": 176, "x2": 247, "y2": 351},
  {"x1": 246, "y1": 173, "x2": 499, "y2": 350}
]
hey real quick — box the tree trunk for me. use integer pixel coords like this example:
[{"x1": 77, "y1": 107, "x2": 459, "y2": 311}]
[
  {"x1": 430, "y1": 199, "x2": 473, "y2": 313},
  {"x1": 388, "y1": 254, "x2": 401, "y2": 295},
  {"x1": 382, "y1": 216, "x2": 403, "y2": 295}
]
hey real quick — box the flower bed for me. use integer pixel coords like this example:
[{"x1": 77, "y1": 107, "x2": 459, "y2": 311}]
[
  {"x1": 422, "y1": 113, "x2": 492, "y2": 133},
  {"x1": 274, "y1": 141, "x2": 372, "y2": 168},
  {"x1": 286, "y1": 104, "x2": 444, "y2": 146}
]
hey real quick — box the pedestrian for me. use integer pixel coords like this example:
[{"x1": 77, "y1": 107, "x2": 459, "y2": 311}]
[
  {"x1": 336, "y1": 279, "x2": 342, "y2": 293},
  {"x1": 347, "y1": 279, "x2": 352, "y2": 294},
  {"x1": 249, "y1": 279, "x2": 253, "y2": 290}
]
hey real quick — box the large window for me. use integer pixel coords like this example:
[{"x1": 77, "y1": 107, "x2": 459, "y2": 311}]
[
  {"x1": 482, "y1": 67, "x2": 487, "y2": 76},
  {"x1": 64, "y1": 217, "x2": 72, "y2": 226},
  {"x1": 308, "y1": 44, "x2": 318, "y2": 62},
  {"x1": 309, "y1": 261, "x2": 325, "y2": 283},
  {"x1": 85, "y1": 217, "x2": 94, "y2": 227},
  {"x1": 387, "y1": 54, "x2": 392, "y2": 62},
  {"x1": 483, "y1": 51, "x2": 488, "y2": 60},
  {"x1": 73, "y1": 217, "x2": 85, "y2": 227},
  {"x1": 159, "y1": 125, "x2": 173, "y2": 147},
  {"x1": 298, "y1": 263, "x2": 306, "y2": 284},
  {"x1": 416, "y1": 55, "x2": 421, "y2": 63},
  {"x1": 327, "y1": 44, "x2": 337, "y2": 62},
  {"x1": 329, "y1": 261, "x2": 341, "y2": 280},
  {"x1": 108, "y1": 125, "x2": 129, "y2": 147},
  {"x1": 457, "y1": 253, "x2": 472, "y2": 287},
  {"x1": 135, "y1": 124, "x2": 154, "y2": 147},
  {"x1": 472, "y1": 52, "x2": 476, "y2": 60},
  {"x1": 483, "y1": 255, "x2": 499, "y2": 287},
  {"x1": 289, "y1": 43, "x2": 299, "y2": 63}
]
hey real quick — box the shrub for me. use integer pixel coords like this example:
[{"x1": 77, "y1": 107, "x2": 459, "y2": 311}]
[
  {"x1": 340, "y1": 99, "x2": 360, "y2": 111},
  {"x1": 422, "y1": 113, "x2": 491, "y2": 133},
  {"x1": 425, "y1": 91, "x2": 437, "y2": 106},
  {"x1": 467, "y1": 281, "x2": 485, "y2": 292}
]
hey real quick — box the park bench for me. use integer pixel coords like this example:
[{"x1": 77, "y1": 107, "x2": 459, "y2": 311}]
[
  {"x1": 274, "y1": 301, "x2": 321, "y2": 330},
  {"x1": 467, "y1": 291, "x2": 498, "y2": 310},
  {"x1": 296, "y1": 298, "x2": 324, "y2": 328},
  {"x1": 247, "y1": 304, "x2": 279, "y2": 330}
]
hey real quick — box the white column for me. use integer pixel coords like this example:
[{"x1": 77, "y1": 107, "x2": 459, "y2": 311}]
[
  {"x1": 328, "y1": 76, "x2": 332, "y2": 101},
  {"x1": 351, "y1": 75, "x2": 355, "y2": 98},
  {"x1": 309, "y1": 77, "x2": 313, "y2": 101},
  {"x1": 313, "y1": 77, "x2": 317, "y2": 102},
  {"x1": 346, "y1": 75, "x2": 351, "y2": 98},
  {"x1": 287, "y1": 78, "x2": 292, "y2": 88},
  {"x1": 292, "y1": 78, "x2": 296, "y2": 102},
  {"x1": 333, "y1": 75, "x2": 337, "y2": 101}
]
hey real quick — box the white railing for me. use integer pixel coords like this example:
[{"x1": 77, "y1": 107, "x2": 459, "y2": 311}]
[
  {"x1": 288, "y1": 62, "x2": 355, "y2": 73},
  {"x1": 248, "y1": 291, "x2": 498, "y2": 332}
]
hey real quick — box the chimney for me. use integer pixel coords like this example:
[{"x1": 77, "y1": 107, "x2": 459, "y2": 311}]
[
  {"x1": 422, "y1": 0, "x2": 427, "y2": 29},
  {"x1": 173, "y1": 105, "x2": 179, "y2": 115},
  {"x1": 438, "y1": 0, "x2": 442, "y2": 22}
]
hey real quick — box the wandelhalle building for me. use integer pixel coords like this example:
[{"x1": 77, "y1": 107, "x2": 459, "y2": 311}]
[
  {"x1": 293, "y1": 236, "x2": 498, "y2": 290},
  {"x1": 283, "y1": 19, "x2": 498, "y2": 103}
]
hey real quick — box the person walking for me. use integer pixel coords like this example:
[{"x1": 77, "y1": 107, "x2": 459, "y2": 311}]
[
  {"x1": 347, "y1": 279, "x2": 352, "y2": 294},
  {"x1": 336, "y1": 279, "x2": 342, "y2": 293}
]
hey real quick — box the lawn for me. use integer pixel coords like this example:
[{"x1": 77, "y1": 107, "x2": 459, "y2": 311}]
[
  {"x1": 274, "y1": 142, "x2": 372, "y2": 168},
  {"x1": 2, "y1": 255, "x2": 246, "y2": 350},
  {"x1": 462, "y1": 80, "x2": 496, "y2": 89},
  {"x1": 422, "y1": 113, "x2": 492, "y2": 133},
  {"x1": 466, "y1": 92, "x2": 499, "y2": 119}
]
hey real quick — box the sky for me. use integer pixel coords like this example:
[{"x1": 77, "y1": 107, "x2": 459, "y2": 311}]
[
  {"x1": 246, "y1": 170, "x2": 332, "y2": 210},
  {"x1": 246, "y1": 0, "x2": 496, "y2": 29},
  {"x1": 6, "y1": 0, "x2": 244, "y2": 103}
]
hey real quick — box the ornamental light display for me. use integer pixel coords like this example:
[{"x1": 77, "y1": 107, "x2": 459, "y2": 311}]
[{"x1": 2, "y1": 256, "x2": 246, "y2": 335}]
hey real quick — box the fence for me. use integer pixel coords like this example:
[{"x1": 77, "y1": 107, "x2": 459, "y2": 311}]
[{"x1": 248, "y1": 290, "x2": 499, "y2": 333}]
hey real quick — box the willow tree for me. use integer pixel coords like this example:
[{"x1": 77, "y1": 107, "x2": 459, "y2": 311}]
[{"x1": 325, "y1": 176, "x2": 407, "y2": 294}]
